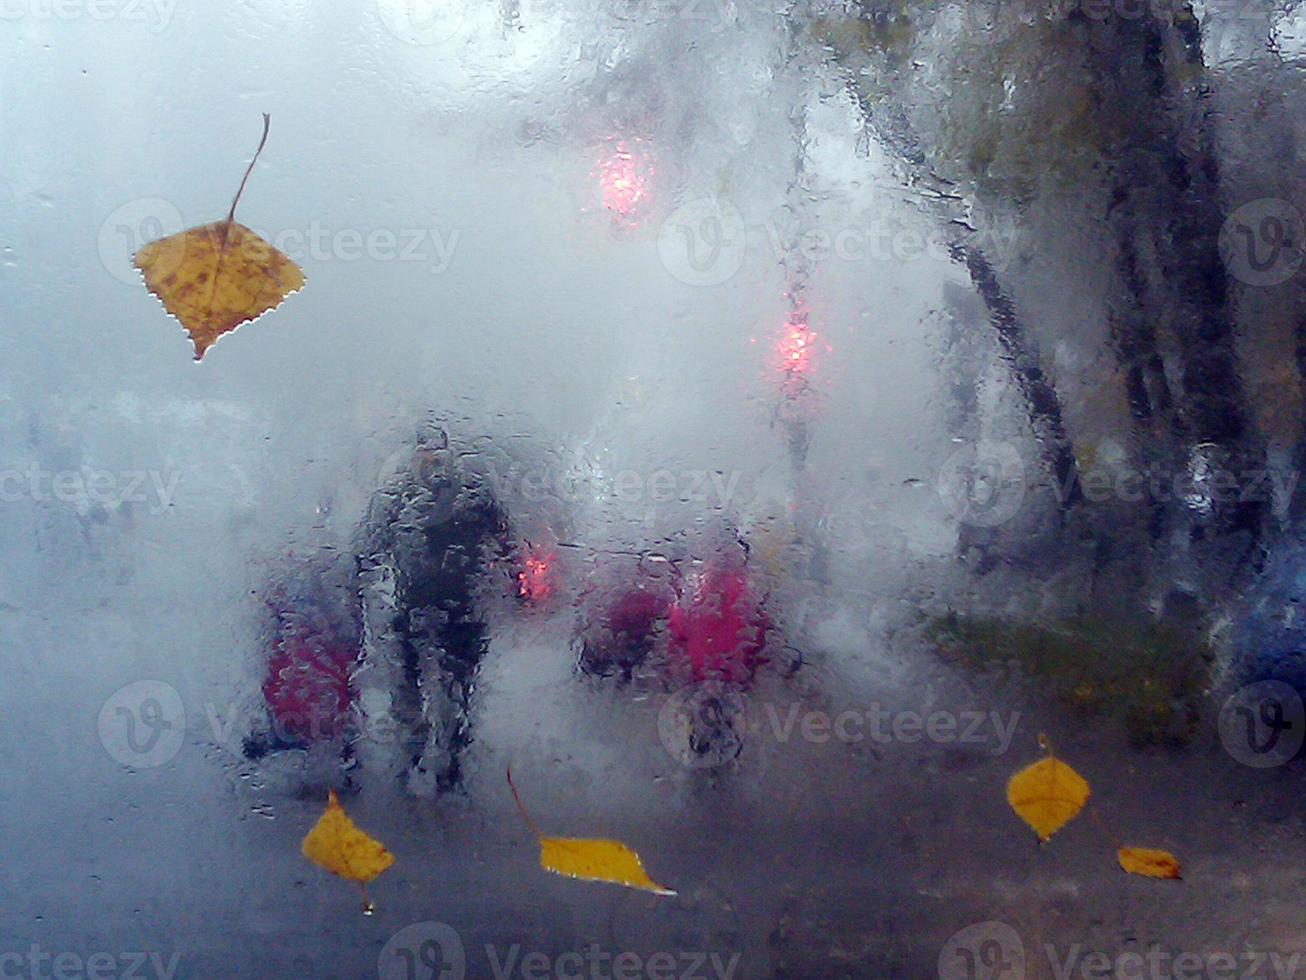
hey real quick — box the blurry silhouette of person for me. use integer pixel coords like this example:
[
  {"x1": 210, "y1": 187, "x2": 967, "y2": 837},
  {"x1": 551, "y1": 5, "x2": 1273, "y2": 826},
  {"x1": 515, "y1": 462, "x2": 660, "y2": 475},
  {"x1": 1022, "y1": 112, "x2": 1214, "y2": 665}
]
[
  {"x1": 576, "y1": 526, "x2": 794, "y2": 768},
  {"x1": 244, "y1": 555, "x2": 360, "y2": 766},
  {"x1": 667, "y1": 541, "x2": 771, "y2": 688},
  {"x1": 577, "y1": 587, "x2": 667, "y2": 680},
  {"x1": 357, "y1": 425, "x2": 513, "y2": 795}
]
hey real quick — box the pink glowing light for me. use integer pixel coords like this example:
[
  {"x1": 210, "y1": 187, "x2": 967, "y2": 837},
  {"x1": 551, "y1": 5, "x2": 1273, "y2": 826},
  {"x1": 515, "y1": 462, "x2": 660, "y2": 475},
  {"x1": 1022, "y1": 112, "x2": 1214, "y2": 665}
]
[
  {"x1": 776, "y1": 314, "x2": 817, "y2": 376},
  {"x1": 517, "y1": 552, "x2": 555, "y2": 603},
  {"x1": 597, "y1": 141, "x2": 653, "y2": 221}
]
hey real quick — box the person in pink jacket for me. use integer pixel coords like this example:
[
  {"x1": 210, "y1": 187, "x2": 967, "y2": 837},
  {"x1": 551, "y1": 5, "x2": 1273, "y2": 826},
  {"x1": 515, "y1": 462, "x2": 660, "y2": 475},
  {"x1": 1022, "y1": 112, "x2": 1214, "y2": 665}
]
[
  {"x1": 666, "y1": 556, "x2": 771, "y2": 687},
  {"x1": 244, "y1": 560, "x2": 359, "y2": 761}
]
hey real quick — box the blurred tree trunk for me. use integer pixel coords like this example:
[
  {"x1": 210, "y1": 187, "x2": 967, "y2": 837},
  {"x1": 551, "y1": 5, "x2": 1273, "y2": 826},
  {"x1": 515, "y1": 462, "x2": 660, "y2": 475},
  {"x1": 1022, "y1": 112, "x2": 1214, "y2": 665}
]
[
  {"x1": 840, "y1": 79, "x2": 1083, "y2": 515},
  {"x1": 1081, "y1": 8, "x2": 1264, "y2": 540},
  {"x1": 817, "y1": 1, "x2": 1269, "y2": 599}
]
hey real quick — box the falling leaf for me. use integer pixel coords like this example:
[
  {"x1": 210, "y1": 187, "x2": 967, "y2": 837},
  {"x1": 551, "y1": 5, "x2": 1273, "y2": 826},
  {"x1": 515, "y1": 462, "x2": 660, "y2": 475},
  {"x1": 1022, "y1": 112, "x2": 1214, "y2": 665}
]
[
  {"x1": 134, "y1": 114, "x2": 305, "y2": 360},
  {"x1": 301, "y1": 789, "x2": 395, "y2": 912},
  {"x1": 1117, "y1": 847, "x2": 1181, "y2": 880},
  {"x1": 1006, "y1": 744, "x2": 1090, "y2": 843},
  {"x1": 507, "y1": 768, "x2": 676, "y2": 896},
  {"x1": 539, "y1": 837, "x2": 677, "y2": 895}
]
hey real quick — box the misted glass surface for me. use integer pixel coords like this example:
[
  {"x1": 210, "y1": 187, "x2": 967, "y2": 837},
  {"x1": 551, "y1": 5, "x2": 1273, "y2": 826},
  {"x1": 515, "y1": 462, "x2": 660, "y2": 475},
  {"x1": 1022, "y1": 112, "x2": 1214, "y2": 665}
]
[{"x1": 3, "y1": 1, "x2": 1305, "y2": 977}]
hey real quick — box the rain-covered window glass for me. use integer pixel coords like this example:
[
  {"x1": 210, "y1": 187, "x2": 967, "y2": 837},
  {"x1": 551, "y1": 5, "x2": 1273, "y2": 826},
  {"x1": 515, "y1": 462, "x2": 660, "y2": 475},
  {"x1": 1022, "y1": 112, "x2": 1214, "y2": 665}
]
[{"x1": 4, "y1": 0, "x2": 1305, "y2": 976}]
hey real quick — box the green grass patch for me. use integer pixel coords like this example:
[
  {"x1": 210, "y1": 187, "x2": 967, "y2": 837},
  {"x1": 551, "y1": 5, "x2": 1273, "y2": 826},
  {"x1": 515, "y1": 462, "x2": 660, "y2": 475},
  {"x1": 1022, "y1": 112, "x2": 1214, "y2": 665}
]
[{"x1": 927, "y1": 613, "x2": 1212, "y2": 748}]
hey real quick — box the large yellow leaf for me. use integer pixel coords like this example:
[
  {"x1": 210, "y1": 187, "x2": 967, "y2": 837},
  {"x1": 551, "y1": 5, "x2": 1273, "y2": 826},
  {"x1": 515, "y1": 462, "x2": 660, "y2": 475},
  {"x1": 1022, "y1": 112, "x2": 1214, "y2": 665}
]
[
  {"x1": 1006, "y1": 752, "x2": 1090, "y2": 843},
  {"x1": 539, "y1": 837, "x2": 677, "y2": 896},
  {"x1": 301, "y1": 789, "x2": 395, "y2": 912},
  {"x1": 135, "y1": 220, "x2": 303, "y2": 360},
  {"x1": 133, "y1": 114, "x2": 304, "y2": 360},
  {"x1": 1117, "y1": 846, "x2": 1181, "y2": 880},
  {"x1": 507, "y1": 768, "x2": 676, "y2": 897}
]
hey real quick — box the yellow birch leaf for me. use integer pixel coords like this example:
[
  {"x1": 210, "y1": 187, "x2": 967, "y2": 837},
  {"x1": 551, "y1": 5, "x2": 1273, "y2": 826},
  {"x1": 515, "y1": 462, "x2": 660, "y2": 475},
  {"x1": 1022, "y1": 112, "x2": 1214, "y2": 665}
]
[
  {"x1": 301, "y1": 789, "x2": 395, "y2": 886},
  {"x1": 507, "y1": 767, "x2": 676, "y2": 897},
  {"x1": 135, "y1": 220, "x2": 303, "y2": 360},
  {"x1": 1006, "y1": 752, "x2": 1090, "y2": 842},
  {"x1": 1117, "y1": 847, "x2": 1181, "y2": 880},
  {"x1": 133, "y1": 114, "x2": 304, "y2": 361},
  {"x1": 538, "y1": 837, "x2": 677, "y2": 896}
]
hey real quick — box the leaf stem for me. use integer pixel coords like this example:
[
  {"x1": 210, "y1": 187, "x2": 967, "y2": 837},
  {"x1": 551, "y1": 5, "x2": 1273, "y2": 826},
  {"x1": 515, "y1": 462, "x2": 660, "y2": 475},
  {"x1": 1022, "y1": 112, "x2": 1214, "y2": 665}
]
[
  {"x1": 506, "y1": 766, "x2": 541, "y2": 840},
  {"x1": 227, "y1": 113, "x2": 271, "y2": 224}
]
